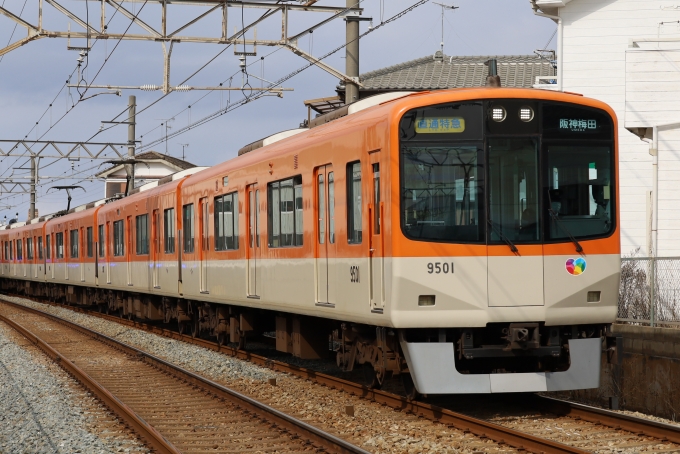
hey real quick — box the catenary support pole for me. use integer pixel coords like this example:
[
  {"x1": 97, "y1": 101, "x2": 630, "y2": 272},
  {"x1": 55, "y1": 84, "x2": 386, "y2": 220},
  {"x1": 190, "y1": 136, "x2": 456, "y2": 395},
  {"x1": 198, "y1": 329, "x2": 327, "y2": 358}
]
[
  {"x1": 29, "y1": 156, "x2": 36, "y2": 221},
  {"x1": 345, "y1": 0, "x2": 359, "y2": 104},
  {"x1": 127, "y1": 95, "x2": 136, "y2": 194}
]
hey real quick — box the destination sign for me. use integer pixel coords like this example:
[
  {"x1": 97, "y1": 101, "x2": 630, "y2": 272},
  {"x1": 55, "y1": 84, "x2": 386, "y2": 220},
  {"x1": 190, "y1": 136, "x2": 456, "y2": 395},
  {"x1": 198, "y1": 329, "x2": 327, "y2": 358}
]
[
  {"x1": 560, "y1": 118, "x2": 597, "y2": 132},
  {"x1": 416, "y1": 117, "x2": 466, "y2": 134}
]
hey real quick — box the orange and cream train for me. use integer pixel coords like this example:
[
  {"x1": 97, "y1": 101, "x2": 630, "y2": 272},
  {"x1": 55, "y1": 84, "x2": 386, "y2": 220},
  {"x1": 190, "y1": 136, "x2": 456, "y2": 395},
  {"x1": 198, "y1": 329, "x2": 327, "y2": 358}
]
[{"x1": 0, "y1": 88, "x2": 620, "y2": 395}]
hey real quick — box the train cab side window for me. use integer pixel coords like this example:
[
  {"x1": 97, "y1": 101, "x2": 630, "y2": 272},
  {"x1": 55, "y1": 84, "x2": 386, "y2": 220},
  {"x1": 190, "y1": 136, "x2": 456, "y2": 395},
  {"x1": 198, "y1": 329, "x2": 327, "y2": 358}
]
[
  {"x1": 27, "y1": 237, "x2": 33, "y2": 260},
  {"x1": 183, "y1": 204, "x2": 195, "y2": 253},
  {"x1": 347, "y1": 162, "x2": 362, "y2": 244},
  {"x1": 86, "y1": 227, "x2": 93, "y2": 258},
  {"x1": 214, "y1": 192, "x2": 239, "y2": 251},
  {"x1": 98, "y1": 225, "x2": 105, "y2": 257},
  {"x1": 16, "y1": 239, "x2": 23, "y2": 260},
  {"x1": 136, "y1": 214, "x2": 149, "y2": 255},
  {"x1": 164, "y1": 208, "x2": 176, "y2": 254},
  {"x1": 46, "y1": 235, "x2": 51, "y2": 259},
  {"x1": 113, "y1": 220, "x2": 124, "y2": 256},
  {"x1": 268, "y1": 176, "x2": 303, "y2": 248},
  {"x1": 38, "y1": 237, "x2": 43, "y2": 259},
  {"x1": 70, "y1": 229, "x2": 79, "y2": 258}
]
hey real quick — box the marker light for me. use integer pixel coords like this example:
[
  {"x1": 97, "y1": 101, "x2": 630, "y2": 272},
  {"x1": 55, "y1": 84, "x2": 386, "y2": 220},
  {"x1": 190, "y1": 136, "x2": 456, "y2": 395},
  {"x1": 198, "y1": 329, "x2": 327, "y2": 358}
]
[
  {"x1": 491, "y1": 107, "x2": 506, "y2": 122},
  {"x1": 519, "y1": 106, "x2": 535, "y2": 122}
]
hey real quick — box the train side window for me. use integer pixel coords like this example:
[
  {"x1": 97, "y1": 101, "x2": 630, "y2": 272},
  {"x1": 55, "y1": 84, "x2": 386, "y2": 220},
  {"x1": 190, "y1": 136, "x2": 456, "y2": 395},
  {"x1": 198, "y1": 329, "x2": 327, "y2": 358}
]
[
  {"x1": 38, "y1": 237, "x2": 43, "y2": 259},
  {"x1": 70, "y1": 229, "x2": 79, "y2": 258},
  {"x1": 27, "y1": 237, "x2": 33, "y2": 260},
  {"x1": 113, "y1": 220, "x2": 124, "y2": 256},
  {"x1": 98, "y1": 224, "x2": 105, "y2": 257},
  {"x1": 268, "y1": 176, "x2": 303, "y2": 248},
  {"x1": 9, "y1": 240, "x2": 13, "y2": 260},
  {"x1": 56, "y1": 233, "x2": 64, "y2": 259},
  {"x1": 164, "y1": 208, "x2": 176, "y2": 254},
  {"x1": 347, "y1": 162, "x2": 362, "y2": 244},
  {"x1": 46, "y1": 235, "x2": 51, "y2": 259},
  {"x1": 16, "y1": 239, "x2": 22, "y2": 260},
  {"x1": 136, "y1": 214, "x2": 149, "y2": 255},
  {"x1": 214, "y1": 192, "x2": 239, "y2": 251},
  {"x1": 86, "y1": 227, "x2": 93, "y2": 258},
  {"x1": 183, "y1": 204, "x2": 195, "y2": 253}
]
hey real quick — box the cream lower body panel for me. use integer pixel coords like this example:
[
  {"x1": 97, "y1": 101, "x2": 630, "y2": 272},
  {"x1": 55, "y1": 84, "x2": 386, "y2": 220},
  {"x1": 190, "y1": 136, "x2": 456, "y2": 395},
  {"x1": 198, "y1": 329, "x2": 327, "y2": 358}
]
[
  {"x1": 391, "y1": 255, "x2": 619, "y2": 328},
  {"x1": 4, "y1": 254, "x2": 619, "y2": 330},
  {"x1": 401, "y1": 338, "x2": 602, "y2": 394}
]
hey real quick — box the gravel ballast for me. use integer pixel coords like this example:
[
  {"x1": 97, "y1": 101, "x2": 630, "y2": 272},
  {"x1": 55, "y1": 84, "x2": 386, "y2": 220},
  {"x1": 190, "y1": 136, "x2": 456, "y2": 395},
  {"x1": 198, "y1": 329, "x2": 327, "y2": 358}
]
[
  {"x1": 0, "y1": 320, "x2": 147, "y2": 454},
  {"x1": 0, "y1": 296, "x2": 514, "y2": 454}
]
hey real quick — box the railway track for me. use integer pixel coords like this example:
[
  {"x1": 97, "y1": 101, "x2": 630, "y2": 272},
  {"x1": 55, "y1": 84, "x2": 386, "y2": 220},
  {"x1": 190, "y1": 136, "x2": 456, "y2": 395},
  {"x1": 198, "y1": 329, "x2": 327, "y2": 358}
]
[
  {"x1": 0, "y1": 299, "x2": 370, "y2": 454},
  {"x1": 3, "y1": 295, "x2": 680, "y2": 453}
]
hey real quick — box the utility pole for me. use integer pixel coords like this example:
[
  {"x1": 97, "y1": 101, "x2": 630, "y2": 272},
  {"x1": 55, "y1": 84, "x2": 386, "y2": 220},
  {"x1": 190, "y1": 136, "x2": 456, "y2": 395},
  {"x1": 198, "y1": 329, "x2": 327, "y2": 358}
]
[
  {"x1": 29, "y1": 156, "x2": 36, "y2": 221},
  {"x1": 345, "y1": 0, "x2": 360, "y2": 104},
  {"x1": 127, "y1": 95, "x2": 136, "y2": 193}
]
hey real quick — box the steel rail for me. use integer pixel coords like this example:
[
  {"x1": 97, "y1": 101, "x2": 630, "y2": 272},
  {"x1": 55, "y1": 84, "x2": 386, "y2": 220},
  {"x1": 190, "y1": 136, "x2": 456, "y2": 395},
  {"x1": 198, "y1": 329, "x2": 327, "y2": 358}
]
[
  {"x1": 1, "y1": 296, "x2": 587, "y2": 454},
  {"x1": 0, "y1": 312, "x2": 180, "y2": 454},
  {"x1": 533, "y1": 395, "x2": 680, "y2": 444},
  {"x1": 0, "y1": 299, "x2": 371, "y2": 454}
]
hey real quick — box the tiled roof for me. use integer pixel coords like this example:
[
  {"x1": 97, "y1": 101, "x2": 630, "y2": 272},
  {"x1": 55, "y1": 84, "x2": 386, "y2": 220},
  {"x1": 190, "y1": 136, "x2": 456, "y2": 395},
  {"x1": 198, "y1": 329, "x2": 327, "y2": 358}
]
[
  {"x1": 355, "y1": 53, "x2": 555, "y2": 91},
  {"x1": 134, "y1": 151, "x2": 196, "y2": 170}
]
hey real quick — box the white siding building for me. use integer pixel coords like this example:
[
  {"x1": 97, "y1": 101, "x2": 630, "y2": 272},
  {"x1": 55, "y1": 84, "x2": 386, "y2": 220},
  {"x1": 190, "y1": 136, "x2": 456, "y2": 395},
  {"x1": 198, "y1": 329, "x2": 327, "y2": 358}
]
[{"x1": 531, "y1": 0, "x2": 680, "y2": 257}]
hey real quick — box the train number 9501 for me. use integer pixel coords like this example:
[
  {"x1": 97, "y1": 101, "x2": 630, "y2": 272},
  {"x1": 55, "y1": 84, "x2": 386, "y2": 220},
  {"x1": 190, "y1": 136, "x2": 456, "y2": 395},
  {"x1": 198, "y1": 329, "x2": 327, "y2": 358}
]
[
  {"x1": 350, "y1": 265, "x2": 360, "y2": 283},
  {"x1": 427, "y1": 262, "x2": 454, "y2": 274}
]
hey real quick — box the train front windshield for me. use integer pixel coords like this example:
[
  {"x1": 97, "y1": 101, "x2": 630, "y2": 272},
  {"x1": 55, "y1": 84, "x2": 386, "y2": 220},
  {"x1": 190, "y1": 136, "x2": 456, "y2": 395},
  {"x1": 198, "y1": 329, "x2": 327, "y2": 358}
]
[{"x1": 399, "y1": 100, "x2": 615, "y2": 245}]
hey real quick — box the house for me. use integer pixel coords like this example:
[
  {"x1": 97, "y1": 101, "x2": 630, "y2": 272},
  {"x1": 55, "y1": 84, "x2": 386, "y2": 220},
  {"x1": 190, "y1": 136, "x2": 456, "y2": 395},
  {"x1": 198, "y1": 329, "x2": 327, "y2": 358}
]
[
  {"x1": 304, "y1": 52, "x2": 555, "y2": 117},
  {"x1": 95, "y1": 151, "x2": 196, "y2": 199},
  {"x1": 530, "y1": 0, "x2": 680, "y2": 256}
]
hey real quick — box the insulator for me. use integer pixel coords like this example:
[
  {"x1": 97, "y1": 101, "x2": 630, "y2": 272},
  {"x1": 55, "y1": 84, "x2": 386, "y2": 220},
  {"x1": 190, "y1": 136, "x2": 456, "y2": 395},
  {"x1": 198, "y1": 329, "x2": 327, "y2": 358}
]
[
  {"x1": 174, "y1": 85, "x2": 191, "y2": 91},
  {"x1": 141, "y1": 84, "x2": 159, "y2": 91}
]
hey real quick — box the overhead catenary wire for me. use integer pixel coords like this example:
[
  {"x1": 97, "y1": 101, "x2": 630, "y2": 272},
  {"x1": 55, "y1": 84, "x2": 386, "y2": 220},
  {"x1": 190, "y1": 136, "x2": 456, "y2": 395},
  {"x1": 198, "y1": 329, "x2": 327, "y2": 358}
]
[
  {"x1": 141, "y1": 0, "x2": 430, "y2": 150},
  {"x1": 0, "y1": 1, "x2": 130, "y2": 183},
  {"x1": 4, "y1": 0, "x2": 426, "y2": 215}
]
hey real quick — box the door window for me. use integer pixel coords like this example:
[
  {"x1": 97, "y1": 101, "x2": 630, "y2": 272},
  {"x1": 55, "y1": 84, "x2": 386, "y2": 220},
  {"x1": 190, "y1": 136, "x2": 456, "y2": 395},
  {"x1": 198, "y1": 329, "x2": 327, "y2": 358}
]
[{"x1": 488, "y1": 138, "x2": 539, "y2": 243}]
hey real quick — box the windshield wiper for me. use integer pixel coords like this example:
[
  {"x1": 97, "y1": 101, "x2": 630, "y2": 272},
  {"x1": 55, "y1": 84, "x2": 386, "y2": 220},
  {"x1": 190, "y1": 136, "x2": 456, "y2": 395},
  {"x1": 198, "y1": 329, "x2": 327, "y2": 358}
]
[
  {"x1": 548, "y1": 209, "x2": 583, "y2": 253},
  {"x1": 487, "y1": 219, "x2": 518, "y2": 253}
]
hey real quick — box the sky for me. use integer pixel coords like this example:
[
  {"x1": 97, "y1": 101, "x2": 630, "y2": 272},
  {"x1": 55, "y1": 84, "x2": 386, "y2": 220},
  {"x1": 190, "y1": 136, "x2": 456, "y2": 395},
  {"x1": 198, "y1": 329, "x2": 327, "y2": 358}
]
[{"x1": 0, "y1": 0, "x2": 556, "y2": 220}]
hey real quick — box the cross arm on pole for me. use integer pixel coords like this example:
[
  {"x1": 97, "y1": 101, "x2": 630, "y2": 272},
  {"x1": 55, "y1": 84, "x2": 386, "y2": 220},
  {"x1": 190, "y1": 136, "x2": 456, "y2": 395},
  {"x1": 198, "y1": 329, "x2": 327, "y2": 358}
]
[{"x1": 284, "y1": 44, "x2": 364, "y2": 87}]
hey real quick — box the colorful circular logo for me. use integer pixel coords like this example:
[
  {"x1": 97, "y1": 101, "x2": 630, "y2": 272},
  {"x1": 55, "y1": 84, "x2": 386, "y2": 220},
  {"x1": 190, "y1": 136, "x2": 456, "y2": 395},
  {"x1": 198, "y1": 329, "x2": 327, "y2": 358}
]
[{"x1": 566, "y1": 258, "x2": 587, "y2": 275}]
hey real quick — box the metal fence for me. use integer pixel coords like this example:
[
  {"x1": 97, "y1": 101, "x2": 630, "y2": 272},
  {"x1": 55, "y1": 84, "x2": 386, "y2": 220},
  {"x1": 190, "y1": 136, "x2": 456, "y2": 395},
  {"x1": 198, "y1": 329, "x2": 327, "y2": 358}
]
[{"x1": 619, "y1": 257, "x2": 680, "y2": 327}]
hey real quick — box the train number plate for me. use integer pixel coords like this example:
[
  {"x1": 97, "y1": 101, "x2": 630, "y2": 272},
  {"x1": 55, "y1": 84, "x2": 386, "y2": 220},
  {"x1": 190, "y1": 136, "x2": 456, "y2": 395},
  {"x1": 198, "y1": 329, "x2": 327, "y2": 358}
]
[{"x1": 427, "y1": 262, "x2": 454, "y2": 274}]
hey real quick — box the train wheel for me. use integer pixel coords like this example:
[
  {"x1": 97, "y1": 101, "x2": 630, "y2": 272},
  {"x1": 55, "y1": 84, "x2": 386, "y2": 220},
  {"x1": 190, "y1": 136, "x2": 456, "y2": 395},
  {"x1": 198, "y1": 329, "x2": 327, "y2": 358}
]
[
  {"x1": 216, "y1": 332, "x2": 227, "y2": 347},
  {"x1": 190, "y1": 318, "x2": 199, "y2": 339},
  {"x1": 401, "y1": 373, "x2": 419, "y2": 401},
  {"x1": 178, "y1": 321, "x2": 187, "y2": 335},
  {"x1": 362, "y1": 365, "x2": 383, "y2": 390}
]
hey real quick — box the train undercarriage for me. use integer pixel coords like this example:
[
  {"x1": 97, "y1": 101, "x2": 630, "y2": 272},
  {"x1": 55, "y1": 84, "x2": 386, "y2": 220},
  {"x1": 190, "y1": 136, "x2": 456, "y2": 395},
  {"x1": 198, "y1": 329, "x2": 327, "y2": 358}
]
[{"x1": 2, "y1": 278, "x2": 608, "y2": 397}]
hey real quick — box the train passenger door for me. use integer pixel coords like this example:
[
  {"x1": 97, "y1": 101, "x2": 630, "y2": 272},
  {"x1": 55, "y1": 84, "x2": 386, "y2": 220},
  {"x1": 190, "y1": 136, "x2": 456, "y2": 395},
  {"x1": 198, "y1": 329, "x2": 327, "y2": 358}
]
[
  {"x1": 127, "y1": 216, "x2": 132, "y2": 286},
  {"x1": 199, "y1": 198, "x2": 209, "y2": 293},
  {"x1": 369, "y1": 162, "x2": 385, "y2": 310},
  {"x1": 152, "y1": 210, "x2": 160, "y2": 288},
  {"x1": 106, "y1": 222, "x2": 111, "y2": 284},
  {"x1": 247, "y1": 185, "x2": 260, "y2": 298},
  {"x1": 316, "y1": 166, "x2": 336, "y2": 305},
  {"x1": 487, "y1": 138, "x2": 544, "y2": 307},
  {"x1": 80, "y1": 227, "x2": 85, "y2": 282}
]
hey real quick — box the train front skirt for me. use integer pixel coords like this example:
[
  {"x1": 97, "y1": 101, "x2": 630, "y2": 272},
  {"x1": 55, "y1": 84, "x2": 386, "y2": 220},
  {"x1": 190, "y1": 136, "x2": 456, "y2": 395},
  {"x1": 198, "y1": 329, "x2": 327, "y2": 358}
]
[{"x1": 400, "y1": 338, "x2": 602, "y2": 394}]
